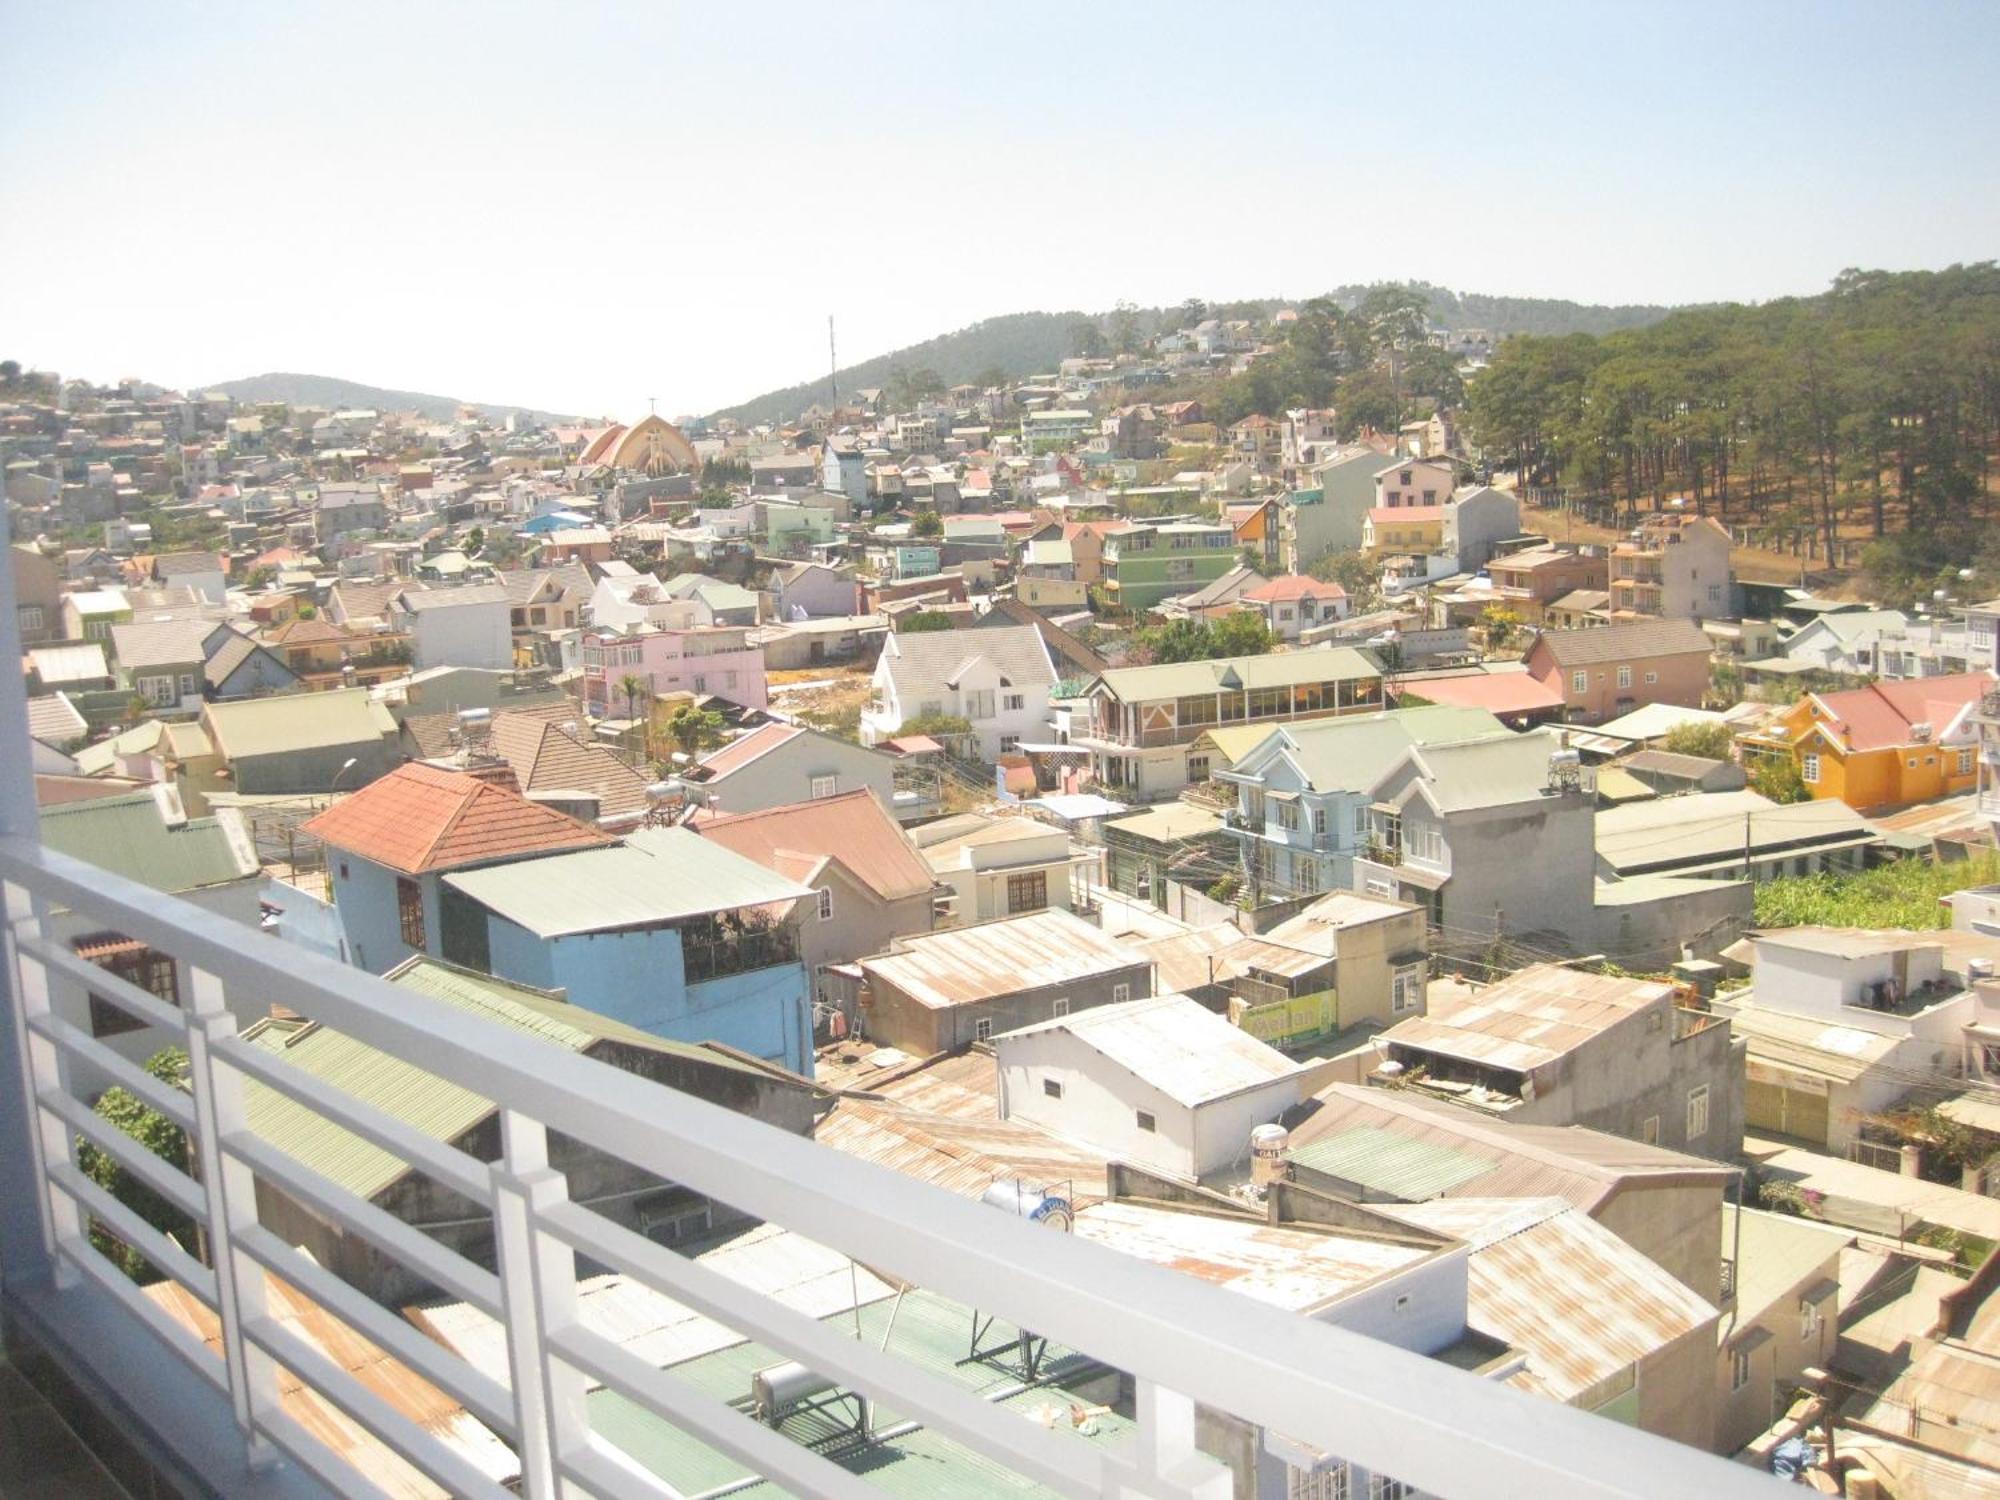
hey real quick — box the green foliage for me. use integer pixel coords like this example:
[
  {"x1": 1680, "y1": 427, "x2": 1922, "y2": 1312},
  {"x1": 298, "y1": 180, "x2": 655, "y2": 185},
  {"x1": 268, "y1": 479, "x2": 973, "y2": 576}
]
[
  {"x1": 1756, "y1": 1180, "x2": 1825, "y2": 1219},
  {"x1": 1480, "y1": 604, "x2": 1523, "y2": 650},
  {"x1": 663, "y1": 703, "x2": 725, "y2": 756},
  {"x1": 1754, "y1": 850, "x2": 2000, "y2": 929},
  {"x1": 464, "y1": 525, "x2": 485, "y2": 557},
  {"x1": 1306, "y1": 548, "x2": 1380, "y2": 609},
  {"x1": 898, "y1": 610, "x2": 954, "y2": 633},
  {"x1": 896, "y1": 712, "x2": 974, "y2": 738},
  {"x1": 884, "y1": 365, "x2": 946, "y2": 410},
  {"x1": 1749, "y1": 754, "x2": 1812, "y2": 804},
  {"x1": 1134, "y1": 612, "x2": 1274, "y2": 664},
  {"x1": 1068, "y1": 320, "x2": 1108, "y2": 359},
  {"x1": 701, "y1": 456, "x2": 750, "y2": 487},
  {"x1": 1205, "y1": 874, "x2": 1240, "y2": 904},
  {"x1": 1660, "y1": 721, "x2": 1737, "y2": 761},
  {"x1": 909, "y1": 509, "x2": 943, "y2": 539},
  {"x1": 1912, "y1": 1224, "x2": 1996, "y2": 1274},
  {"x1": 78, "y1": 1047, "x2": 192, "y2": 1281}
]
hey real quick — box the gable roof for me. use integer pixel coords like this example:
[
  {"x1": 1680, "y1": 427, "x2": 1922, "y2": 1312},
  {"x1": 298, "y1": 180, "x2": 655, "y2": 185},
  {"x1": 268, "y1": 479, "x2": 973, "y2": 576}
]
[
  {"x1": 1529, "y1": 618, "x2": 1712, "y2": 667},
  {"x1": 25, "y1": 692, "x2": 87, "y2": 746},
  {"x1": 204, "y1": 628, "x2": 292, "y2": 691},
  {"x1": 488, "y1": 712, "x2": 653, "y2": 824},
  {"x1": 693, "y1": 789, "x2": 934, "y2": 903},
  {"x1": 39, "y1": 789, "x2": 256, "y2": 893},
  {"x1": 1091, "y1": 646, "x2": 1381, "y2": 704},
  {"x1": 997, "y1": 993, "x2": 1297, "y2": 1106},
  {"x1": 301, "y1": 762, "x2": 614, "y2": 875},
  {"x1": 1230, "y1": 705, "x2": 1509, "y2": 794},
  {"x1": 1387, "y1": 727, "x2": 1570, "y2": 812},
  {"x1": 1244, "y1": 574, "x2": 1345, "y2": 604},
  {"x1": 858, "y1": 908, "x2": 1147, "y2": 1009},
  {"x1": 689, "y1": 721, "x2": 807, "y2": 779},
  {"x1": 396, "y1": 582, "x2": 510, "y2": 612},
  {"x1": 878, "y1": 623, "x2": 1057, "y2": 694},
  {"x1": 979, "y1": 597, "x2": 1108, "y2": 677},
  {"x1": 1802, "y1": 672, "x2": 1995, "y2": 753},
  {"x1": 109, "y1": 618, "x2": 222, "y2": 671}
]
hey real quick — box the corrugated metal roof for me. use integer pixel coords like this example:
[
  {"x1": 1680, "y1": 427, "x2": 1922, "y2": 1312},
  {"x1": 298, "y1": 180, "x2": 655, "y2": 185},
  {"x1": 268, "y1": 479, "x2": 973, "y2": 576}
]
[
  {"x1": 1381, "y1": 1197, "x2": 1717, "y2": 1404},
  {"x1": 37, "y1": 790, "x2": 256, "y2": 893},
  {"x1": 860, "y1": 909, "x2": 1148, "y2": 1009},
  {"x1": 1287, "y1": 1126, "x2": 1500, "y2": 1200},
  {"x1": 1091, "y1": 646, "x2": 1380, "y2": 704},
  {"x1": 28, "y1": 642, "x2": 109, "y2": 683},
  {"x1": 996, "y1": 994, "x2": 1299, "y2": 1107},
  {"x1": 204, "y1": 686, "x2": 393, "y2": 760},
  {"x1": 697, "y1": 790, "x2": 936, "y2": 903},
  {"x1": 1383, "y1": 963, "x2": 1677, "y2": 1073},
  {"x1": 443, "y1": 826, "x2": 814, "y2": 937},
  {"x1": 815, "y1": 1098, "x2": 1111, "y2": 1203},
  {"x1": 1722, "y1": 1004, "x2": 1900, "y2": 1083}
]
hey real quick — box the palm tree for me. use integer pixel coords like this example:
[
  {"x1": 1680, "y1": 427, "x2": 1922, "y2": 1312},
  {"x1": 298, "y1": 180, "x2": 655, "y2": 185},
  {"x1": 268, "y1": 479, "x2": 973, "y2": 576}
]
[{"x1": 617, "y1": 673, "x2": 650, "y2": 756}]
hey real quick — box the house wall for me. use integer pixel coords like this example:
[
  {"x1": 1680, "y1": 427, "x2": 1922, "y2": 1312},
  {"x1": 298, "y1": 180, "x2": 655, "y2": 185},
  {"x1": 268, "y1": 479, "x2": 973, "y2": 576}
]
[
  {"x1": 411, "y1": 602, "x2": 512, "y2": 671},
  {"x1": 212, "y1": 645, "x2": 300, "y2": 699},
  {"x1": 1444, "y1": 490, "x2": 1521, "y2": 572},
  {"x1": 1328, "y1": 909, "x2": 1429, "y2": 1031},
  {"x1": 998, "y1": 1030, "x2": 1198, "y2": 1177},
  {"x1": 699, "y1": 737, "x2": 897, "y2": 815},
  {"x1": 798, "y1": 864, "x2": 933, "y2": 1008},
  {"x1": 1386, "y1": 788, "x2": 1596, "y2": 948},
  {"x1": 1714, "y1": 1246, "x2": 1840, "y2": 1455},
  {"x1": 326, "y1": 853, "x2": 440, "y2": 975},
  {"x1": 1591, "y1": 881, "x2": 1754, "y2": 972},
  {"x1": 1637, "y1": 1317, "x2": 1722, "y2": 1453},
  {"x1": 1528, "y1": 644, "x2": 1712, "y2": 725},
  {"x1": 229, "y1": 735, "x2": 398, "y2": 795},
  {"x1": 1596, "y1": 1183, "x2": 1728, "y2": 1305},
  {"x1": 937, "y1": 855, "x2": 1079, "y2": 925},
  {"x1": 774, "y1": 567, "x2": 859, "y2": 619}
]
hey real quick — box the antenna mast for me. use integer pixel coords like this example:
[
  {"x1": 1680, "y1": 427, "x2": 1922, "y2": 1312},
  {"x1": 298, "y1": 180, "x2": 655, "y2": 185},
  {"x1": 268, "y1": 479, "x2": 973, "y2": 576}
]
[{"x1": 828, "y1": 314, "x2": 837, "y2": 404}]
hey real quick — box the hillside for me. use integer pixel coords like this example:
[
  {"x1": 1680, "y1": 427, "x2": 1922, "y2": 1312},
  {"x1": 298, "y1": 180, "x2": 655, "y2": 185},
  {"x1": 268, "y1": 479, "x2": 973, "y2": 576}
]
[
  {"x1": 207, "y1": 372, "x2": 579, "y2": 426},
  {"x1": 709, "y1": 288, "x2": 1681, "y2": 426}
]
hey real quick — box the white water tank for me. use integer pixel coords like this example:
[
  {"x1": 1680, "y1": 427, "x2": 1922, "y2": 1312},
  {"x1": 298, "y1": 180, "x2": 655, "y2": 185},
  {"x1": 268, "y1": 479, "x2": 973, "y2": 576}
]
[{"x1": 1250, "y1": 1124, "x2": 1290, "y2": 1187}]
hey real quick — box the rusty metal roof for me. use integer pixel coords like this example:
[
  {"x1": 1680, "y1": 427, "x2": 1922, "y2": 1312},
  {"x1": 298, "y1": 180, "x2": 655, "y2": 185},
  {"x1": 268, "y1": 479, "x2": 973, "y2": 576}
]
[
  {"x1": 859, "y1": 908, "x2": 1150, "y2": 1009},
  {"x1": 1381, "y1": 963, "x2": 1677, "y2": 1074}
]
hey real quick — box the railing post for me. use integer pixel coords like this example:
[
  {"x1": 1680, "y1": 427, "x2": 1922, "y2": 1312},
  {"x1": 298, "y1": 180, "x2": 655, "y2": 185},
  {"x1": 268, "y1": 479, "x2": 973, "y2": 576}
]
[
  {"x1": 492, "y1": 1109, "x2": 589, "y2": 1500},
  {"x1": 2, "y1": 890, "x2": 85, "y2": 1287},
  {"x1": 184, "y1": 966, "x2": 282, "y2": 1466},
  {"x1": 1101, "y1": 1380, "x2": 1230, "y2": 1500}
]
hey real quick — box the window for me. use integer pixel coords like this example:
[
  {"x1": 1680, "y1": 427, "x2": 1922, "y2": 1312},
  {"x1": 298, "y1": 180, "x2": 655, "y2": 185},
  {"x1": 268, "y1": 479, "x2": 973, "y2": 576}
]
[
  {"x1": 1687, "y1": 1084, "x2": 1710, "y2": 1141},
  {"x1": 973, "y1": 1018, "x2": 993, "y2": 1042},
  {"x1": 1006, "y1": 870, "x2": 1048, "y2": 914},
  {"x1": 1043, "y1": 1078, "x2": 1063, "y2": 1099},
  {"x1": 80, "y1": 937, "x2": 179, "y2": 1039},
  {"x1": 965, "y1": 689, "x2": 996, "y2": 719},
  {"x1": 1003, "y1": 693, "x2": 1024, "y2": 711},
  {"x1": 1052, "y1": 997, "x2": 1070, "y2": 1018},
  {"x1": 1277, "y1": 801, "x2": 1300, "y2": 831},
  {"x1": 999, "y1": 735, "x2": 1021, "y2": 754},
  {"x1": 397, "y1": 876, "x2": 426, "y2": 948},
  {"x1": 1391, "y1": 963, "x2": 1425, "y2": 1013},
  {"x1": 1982, "y1": 1042, "x2": 2000, "y2": 1076},
  {"x1": 1185, "y1": 754, "x2": 1209, "y2": 782},
  {"x1": 809, "y1": 774, "x2": 838, "y2": 799},
  {"x1": 1313, "y1": 807, "x2": 1327, "y2": 836},
  {"x1": 1641, "y1": 1115, "x2": 1661, "y2": 1145},
  {"x1": 1616, "y1": 665, "x2": 1633, "y2": 689},
  {"x1": 817, "y1": 888, "x2": 833, "y2": 921},
  {"x1": 1572, "y1": 669, "x2": 1589, "y2": 693},
  {"x1": 1136, "y1": 1110, "x2": 1156, "y2": 1133},
  {"x1": 136, "y1": 673, "x2": 176, "y2": 706},
  {"x1": 1959, "y1": 749, "x2": 1976, "y2": 776},
  {"x1": 1801, "y1": 753, "x2": 1821, "y2": 785},
  {"x1": 1801, "y1": 1297, "x2": 1823, "y2": 1341},
  {"x1": 1730, "y1": 1348, "x2": 1752, "y2": 1392},
  {"x1": 1112, "y1": 982, "x2": 1131, "y2": 1004},
  {"x1": 1369, "y1": 1479, "x2": 1412, "y2": 1500},
  {"x1": 1645, "y1": 670, "x2": 1658, "y2": 684},
  {"x1": 1287, "y1": 1463, "x2": 1350, "y2": 1500},
  {"x1": 18, "y1": 605, "x2": 44, "y2": 633}
]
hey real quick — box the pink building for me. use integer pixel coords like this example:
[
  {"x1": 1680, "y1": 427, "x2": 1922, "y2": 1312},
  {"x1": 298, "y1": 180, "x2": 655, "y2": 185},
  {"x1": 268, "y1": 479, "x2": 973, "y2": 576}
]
[{"x1": 580, "y1": 625, "x2": 769, "y2": 714}]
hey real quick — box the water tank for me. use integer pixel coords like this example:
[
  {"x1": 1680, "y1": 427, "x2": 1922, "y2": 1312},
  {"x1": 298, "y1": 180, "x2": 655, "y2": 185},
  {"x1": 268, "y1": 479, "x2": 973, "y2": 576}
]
[
  {"x1": 1250, "y1": 1124, "x2": 1290, "y2": 1188},
  {"x1": 457, "y1": 707, "x2": 492, "y2": 727},
  {"x1": 1969, "y1": 958, "x2": 1995, "y2": 981},
  {"x1": 752, "y1": 1362, "x2": 835, "y2": 1424},
  {"x1": 982, "y1": 1179, "x2": 1073, "y2": 1229}
]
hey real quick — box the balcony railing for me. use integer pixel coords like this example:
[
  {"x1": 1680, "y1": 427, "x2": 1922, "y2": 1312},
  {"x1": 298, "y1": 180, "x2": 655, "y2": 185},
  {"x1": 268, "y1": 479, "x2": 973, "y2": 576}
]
[{"x1": 0, "y1": 569, "x2": 1772, "y2": 1500}]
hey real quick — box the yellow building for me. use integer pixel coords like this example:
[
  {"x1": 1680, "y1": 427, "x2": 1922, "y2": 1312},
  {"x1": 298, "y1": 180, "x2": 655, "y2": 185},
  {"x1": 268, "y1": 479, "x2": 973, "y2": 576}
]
[{"x1": 1742, "y1": 672, "x2": 1992, "y2": 811}]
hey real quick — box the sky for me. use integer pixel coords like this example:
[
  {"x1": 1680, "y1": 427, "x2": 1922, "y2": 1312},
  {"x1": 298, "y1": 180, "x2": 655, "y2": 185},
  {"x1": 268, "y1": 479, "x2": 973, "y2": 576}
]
[{"x1": 3, "y1": 1, "x2": 1997, "y2": 419}]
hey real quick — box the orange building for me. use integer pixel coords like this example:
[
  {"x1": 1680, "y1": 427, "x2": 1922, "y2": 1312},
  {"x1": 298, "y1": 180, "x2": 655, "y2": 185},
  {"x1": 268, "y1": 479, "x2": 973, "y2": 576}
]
[{"x1": 1744, "y1": 672, "x2": 1994, "y2": 811}]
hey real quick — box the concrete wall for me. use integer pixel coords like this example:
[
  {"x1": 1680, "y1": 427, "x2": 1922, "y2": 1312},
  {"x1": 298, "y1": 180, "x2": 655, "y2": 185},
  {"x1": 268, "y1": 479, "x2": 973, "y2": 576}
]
[
  {"x1": 1597, "y1": 1181, "x2": 1728, "y2": 1306},
  {"x1": 700, "y1": 736, "x2": 896, "y2": 815},
  {"x1": 230, "y1": 736, "x2": 398, "y2": 795},
  {"x1": 412, "y1": 601, "x2": 511, "y2": 671},
  {"x1": 865, "y1": 959, "x2": 1154, "y2": 1054},
  {"x1": 1715, "y1": 1249, "x2": 1840, "y2": 1455}
]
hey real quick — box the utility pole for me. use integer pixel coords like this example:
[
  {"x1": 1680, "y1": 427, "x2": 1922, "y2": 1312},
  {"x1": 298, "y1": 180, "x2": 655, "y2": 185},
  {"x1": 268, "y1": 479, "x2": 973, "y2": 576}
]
[{"x1": 1743, "y1": 810, "x2": 1753, "y2": 882}]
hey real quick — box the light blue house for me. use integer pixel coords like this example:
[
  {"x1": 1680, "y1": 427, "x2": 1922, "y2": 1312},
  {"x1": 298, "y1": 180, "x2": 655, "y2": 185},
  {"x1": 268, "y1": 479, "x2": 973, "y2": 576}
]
[{"x1": 440, "y1": 828, "x2": 818, "y2": 1074}]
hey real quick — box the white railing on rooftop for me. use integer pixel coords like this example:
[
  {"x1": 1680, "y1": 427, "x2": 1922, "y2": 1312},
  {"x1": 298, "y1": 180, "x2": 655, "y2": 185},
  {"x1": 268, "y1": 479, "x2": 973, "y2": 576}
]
[{"x1": 0, "y1": 564, "x2": 1773, "y2": 1500}]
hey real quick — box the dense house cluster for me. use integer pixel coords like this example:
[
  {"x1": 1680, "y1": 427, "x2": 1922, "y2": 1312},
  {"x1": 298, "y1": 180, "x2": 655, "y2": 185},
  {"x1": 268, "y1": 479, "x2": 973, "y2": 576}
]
[{"x1": 8, "y1": 330, "x2": 2000, "y2": 1497}]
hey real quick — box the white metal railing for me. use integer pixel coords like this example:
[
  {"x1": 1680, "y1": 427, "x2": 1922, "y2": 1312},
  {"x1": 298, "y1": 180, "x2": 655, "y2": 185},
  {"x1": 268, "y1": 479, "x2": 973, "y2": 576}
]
[{"x1": 0, "y1": 835, "x2": 1778, "y2": 1500}]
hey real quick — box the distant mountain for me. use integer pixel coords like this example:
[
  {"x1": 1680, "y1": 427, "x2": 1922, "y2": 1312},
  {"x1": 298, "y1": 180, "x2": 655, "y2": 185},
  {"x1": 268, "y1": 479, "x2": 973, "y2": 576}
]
[
  {"x1": 709, "y1": 288, "x2": 1682, "y2": 428},
  {"x1": 205, "y1": 372, "x2": 580, "y2": 426}
]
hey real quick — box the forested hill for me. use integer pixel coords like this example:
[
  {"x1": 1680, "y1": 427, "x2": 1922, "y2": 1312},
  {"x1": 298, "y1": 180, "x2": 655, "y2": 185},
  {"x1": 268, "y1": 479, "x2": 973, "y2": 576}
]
[
  {"x1": 709, "y1": 288, "x2": 1679, "y2": 427},
  {"x1": 206, "y1": 372, "x2": 578, "y2": 425}
]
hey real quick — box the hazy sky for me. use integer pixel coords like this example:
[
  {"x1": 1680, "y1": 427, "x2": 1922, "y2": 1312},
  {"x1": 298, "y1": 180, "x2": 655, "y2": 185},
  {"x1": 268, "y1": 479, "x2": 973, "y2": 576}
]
[{"x1": 3, "y1": 2, "x2": 1996, "y2": 418}]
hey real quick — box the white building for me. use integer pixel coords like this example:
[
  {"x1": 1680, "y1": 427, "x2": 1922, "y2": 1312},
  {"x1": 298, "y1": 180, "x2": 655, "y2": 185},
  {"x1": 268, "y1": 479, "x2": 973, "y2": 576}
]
[
  {"x1": 860, "y1": 624, "x2": 1057, "y2": 760},
  {"x1": 393, "y1": 583, "x2": 513, "y2": 671}
]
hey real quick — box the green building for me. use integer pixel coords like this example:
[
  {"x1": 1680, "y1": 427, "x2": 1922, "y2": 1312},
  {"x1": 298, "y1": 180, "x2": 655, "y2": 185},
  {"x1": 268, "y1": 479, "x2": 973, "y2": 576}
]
[{"x1": 1100, "y1": 521, "x2": 1239, "y2": 612}]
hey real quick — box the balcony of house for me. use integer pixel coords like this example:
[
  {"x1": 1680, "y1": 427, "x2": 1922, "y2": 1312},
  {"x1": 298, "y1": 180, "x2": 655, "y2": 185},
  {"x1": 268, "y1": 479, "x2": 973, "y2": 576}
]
[
  {"x1": 0, "y1": 548, "x2": 1779, "y2": 1500},
  {"x1": 677, "y1": 911, "x2": 800, "y2": 985},
  {"x1": 1083, "y1": 683, "x2": 1386, "y2": 752}
]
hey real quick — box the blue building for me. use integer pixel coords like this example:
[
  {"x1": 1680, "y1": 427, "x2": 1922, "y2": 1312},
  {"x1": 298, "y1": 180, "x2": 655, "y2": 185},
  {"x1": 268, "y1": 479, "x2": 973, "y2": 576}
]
[{"x1": 303, "y1": 764, "x2": 819, "y2": 1072}]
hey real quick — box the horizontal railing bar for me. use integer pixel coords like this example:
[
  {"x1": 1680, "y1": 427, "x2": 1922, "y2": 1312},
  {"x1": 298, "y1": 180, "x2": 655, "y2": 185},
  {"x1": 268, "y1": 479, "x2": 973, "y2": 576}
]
[
  {"x1": 550, "y1": 1322, "x2": 887, "y2": 1500},
  {"x1": 20, "y1": 935, "x2": 190, "y2": 1037},
  {"x1": 220, "y1": 1129, "x2": 503, "y2": 1317},
  {"x1": 560, "y1": 1436, "x2": 689, "y2": 1500},
  {"x1": 214, "y1": 1031, "x2": 493, "y2": 1205},
  {"x1": 249, "y1": 1404, "x2": 405, "y2": 1500},
  {"x1": 36, "y1": 1085, "x2": 209, "y2": 1222},
  {"x1": 25, "y1": 1010, "x2": 197, "y2": 1129},
  {"x1": 243, "y1": 1312, "x2": 517, "y2": 1500},
  {"x1": 0, "y1": 836, "x2": 1776, "y2": 1498},
  {"x1": 52, "y1": 1231, "x2": 232, "y2": 1393},
  {"x1": 541, "y1": 1200, "x2": 1100, "y2": 1499},
  {"x1": 233, "y1": 1224, "x2": 517, "y2": 1439},
  {"x1": 46, "y1": 1158, "x2": 218, "y2": 1306}
]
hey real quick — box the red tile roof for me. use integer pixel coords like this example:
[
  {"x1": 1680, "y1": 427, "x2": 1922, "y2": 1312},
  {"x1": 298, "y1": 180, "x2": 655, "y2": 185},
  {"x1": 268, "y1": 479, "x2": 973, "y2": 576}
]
[
  {"x1": 691, "y1": 722, "x2": 803, "y2": 779},
  {"x1": 1245, "y1": 575, "x2": 1347, "y2": 603},
  {"x1": 1808, "y1": 672, "x2": 1995, "y2": 753},
  {"x1": 302, "y1": 763, "x2": 614, "y2": 875},
  {"x1": 1394, "y1": 672, "x2": 1565, "y2": 715},
  {"x1": 694, "y1": 790, "x2": 935, "y2": 903}
]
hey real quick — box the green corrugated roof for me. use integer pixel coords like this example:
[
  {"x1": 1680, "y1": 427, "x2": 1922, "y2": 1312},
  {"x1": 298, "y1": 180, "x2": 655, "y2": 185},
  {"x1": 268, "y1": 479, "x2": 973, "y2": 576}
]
[
  {"x1": 202, "y1": 686, "x2": 395, "y2": 760},
  {"x1": 241, "y1": 958, "x2": 769, "y2": 1201},
  {"x1": 1286, "y1": 1126, "x2": 1498, "y2": 1200},
  {"x1": 37, "y1": 790, "x2": 256, "y2": 893},
  {"x1": 584, "y1": 1287, "x2": 1130, "y2": 1498},
  {"x1": 443, "y1": 826, "x2": 814, "y2": 938},
  {"x1": 1092, "y1": 646, "x2": 1381, "y2": 703}
]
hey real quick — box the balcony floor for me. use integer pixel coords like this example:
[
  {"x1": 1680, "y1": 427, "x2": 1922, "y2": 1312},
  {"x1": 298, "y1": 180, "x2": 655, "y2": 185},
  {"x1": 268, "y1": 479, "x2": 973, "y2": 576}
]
[{"x1": 0, "y1": 1345, "x2": 134, "y2": 1500}]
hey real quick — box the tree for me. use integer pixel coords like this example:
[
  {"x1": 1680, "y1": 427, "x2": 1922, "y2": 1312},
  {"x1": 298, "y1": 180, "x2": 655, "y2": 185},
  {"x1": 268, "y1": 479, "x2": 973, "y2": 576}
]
[
  {"x1": 0, "y1": 359, "x2": 20, "y2": 384},
  {"x1": 1661, "y1": 721, "x2": 1737, "y2": 761},
  {"x1": 1307, "y1": 549, "x2": 1380, "y2": 609},
  {"x1": 617, "y1": 672, "x2": 649, "y2": 725},
  {"x1": 464, "y1": 525, "x2": 485, "y2": 557},
  {"x1": 1134, "y1": 618, "x2": 1213, "y2": 664},
  {"x1": 896, "y1": 711, "x2": 974, "y2": 738},
  {"x1": 973, "y1": 364, "x2": 1008, "y2": 391},
  {"x1": 899, "y1": 610, "x2": 954, "y2": 633},
  {"x1": 1480, "y1": 604, "x2": 1523, "y2": 651},
  {"x1": 1749, "y1": 753, "x2": 1812, "y2": 804},
  {"x1": 1109, "y1": 301, "x2": 1144, "y2": 356},
  {"x1": 78, "y1": 1047, "x2": 192, "y2": 1281},
  {"x1": 664, "y1": 703, "x2": 725, "y2": 757},
  {"x1": 909, "y1": 509, "x2": 943, "y2": 539},
  {"x1": 1177, "y1": 297, "x2": 1208, "y2": 329},
  {"x1": 1068, "y1": 320, "x2": 1108, "y2": 359},
  {"x1": 1207, "y1": 610, "x2": 1275, "y2": 658}
]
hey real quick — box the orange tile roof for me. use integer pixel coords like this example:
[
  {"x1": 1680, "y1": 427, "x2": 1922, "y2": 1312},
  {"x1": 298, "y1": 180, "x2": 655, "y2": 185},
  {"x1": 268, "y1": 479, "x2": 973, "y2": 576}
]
[
  {"x1": 302, "y1": 763, "x2": 614, "y2": 875},
  {"x1": 1808, "y1": 672, "x2": 1995, "y2": 754},
  {"x1": 695, "y1": 789, "x2": 936, "y2": 903},
  {"x1": 1245, "y1": 574, "x2": 1346, "y2": 603},
  {"x1": 691, "y1": 722, "x2": 803, "y2": 778}
]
